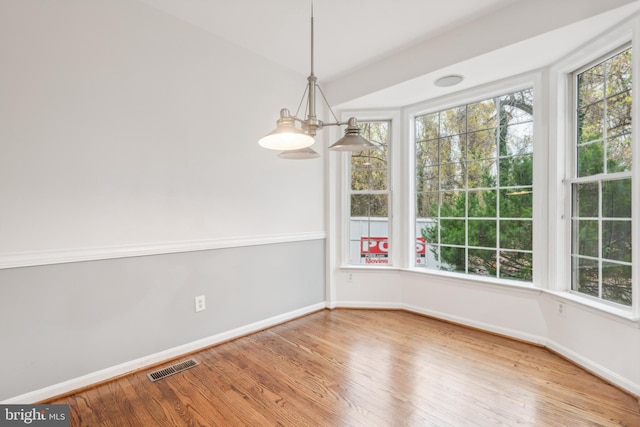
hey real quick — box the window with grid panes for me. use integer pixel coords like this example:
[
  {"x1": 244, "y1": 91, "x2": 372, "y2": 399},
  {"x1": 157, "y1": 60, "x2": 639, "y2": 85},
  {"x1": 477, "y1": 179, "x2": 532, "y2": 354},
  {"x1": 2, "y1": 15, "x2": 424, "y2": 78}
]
[
  {"x1": 415, "y1": 89, "x2": 534, "y2": 281},
  {"x1": 571, "y1": 47, "x2": 632, "y2": 306},
  {"x1": 348, "y1": 121, "x2": 391, "y2": 265}
]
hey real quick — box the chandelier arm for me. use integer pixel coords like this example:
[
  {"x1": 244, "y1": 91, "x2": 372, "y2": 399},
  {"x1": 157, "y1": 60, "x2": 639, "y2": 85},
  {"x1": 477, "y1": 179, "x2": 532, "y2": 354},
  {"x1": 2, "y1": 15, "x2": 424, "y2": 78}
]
[
  {"x1": 316, "y1": 84, "x2": 341, "y2": 124},
  {"x1": 293, "y1": 83, "x2": 310, "y2": 119},
  {"x1": 320, "y1": 121, "x2": 347, "y2": 128}
]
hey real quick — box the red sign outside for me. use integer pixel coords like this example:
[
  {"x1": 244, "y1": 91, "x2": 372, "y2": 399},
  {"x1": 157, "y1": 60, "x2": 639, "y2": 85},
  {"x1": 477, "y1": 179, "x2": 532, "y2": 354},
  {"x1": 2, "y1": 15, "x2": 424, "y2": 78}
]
[{"x1": 360, "y1": 237, "x2": 426, "y2": 264}]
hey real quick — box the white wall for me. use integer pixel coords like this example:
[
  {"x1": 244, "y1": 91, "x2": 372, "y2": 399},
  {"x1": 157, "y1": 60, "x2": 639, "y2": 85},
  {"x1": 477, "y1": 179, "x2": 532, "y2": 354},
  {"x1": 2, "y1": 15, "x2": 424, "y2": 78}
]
[
  {"x1": 0, "y1": 240, "x2": 325, "y2": 402},
  {"x1": 0, "y1": 0, "x2": 324, "y2": 255},
  {"x1": 334, "y1": 269, "x2": 403, "y2": 309},
  {"x1": 0, "y1": 0, "x2": 326, "y2": 402},
  {"x1": 540, "y1": 294, "x2": 640, "y2": 395}
]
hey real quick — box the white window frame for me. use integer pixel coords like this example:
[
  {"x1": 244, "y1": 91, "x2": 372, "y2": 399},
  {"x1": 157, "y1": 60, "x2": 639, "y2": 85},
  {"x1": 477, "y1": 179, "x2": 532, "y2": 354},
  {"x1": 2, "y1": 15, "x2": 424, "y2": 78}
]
[
  {"x1": 405, "y1": 73, "x2": 544, "y2": 288},
  {"x1": 569, "y1": 44, "x2": 633, "y2": 308},
  {"x1": 550, "y1": 18, "x2": 639, "y2": 318},
  {"x1": 339, "y1": 110, "x2": 401, "y2": 268}
]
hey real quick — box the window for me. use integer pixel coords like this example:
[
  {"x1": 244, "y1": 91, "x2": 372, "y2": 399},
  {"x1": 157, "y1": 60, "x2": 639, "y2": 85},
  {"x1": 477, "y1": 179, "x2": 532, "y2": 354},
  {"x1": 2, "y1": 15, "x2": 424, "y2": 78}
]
[
  {"x1": 571, "y1": 47, "x2": 632, "y2": 306},
  {"x1": 415, "y1": 89, "x2": 534, "y2": 281},
  {"x1": 348, "y1": 121, "x2": 391, "y2": 265}
]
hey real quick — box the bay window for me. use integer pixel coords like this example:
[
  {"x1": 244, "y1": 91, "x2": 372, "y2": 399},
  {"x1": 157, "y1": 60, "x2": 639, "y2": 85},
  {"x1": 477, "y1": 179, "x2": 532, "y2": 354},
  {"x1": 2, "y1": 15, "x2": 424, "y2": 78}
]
[{"x1": 338, "y1": 27, "x2": 636, "y2": 316}]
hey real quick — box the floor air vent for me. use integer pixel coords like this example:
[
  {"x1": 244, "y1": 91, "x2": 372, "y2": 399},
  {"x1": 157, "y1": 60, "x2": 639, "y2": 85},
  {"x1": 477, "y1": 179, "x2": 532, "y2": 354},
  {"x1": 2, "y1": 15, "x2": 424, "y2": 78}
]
[{"x1": 147, "y1": 358, "x2": 199, "y2": 382}]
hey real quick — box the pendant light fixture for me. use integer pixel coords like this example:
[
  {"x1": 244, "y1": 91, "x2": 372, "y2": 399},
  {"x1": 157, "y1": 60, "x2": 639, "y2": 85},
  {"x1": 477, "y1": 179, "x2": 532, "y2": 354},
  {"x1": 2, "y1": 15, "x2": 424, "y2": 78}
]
[
  {"x1": 278, "y1": 146, "x2": 321, "y2": 160},
  {"x1": 258, "y1": 5, "x2": 375, "y2": 156}
]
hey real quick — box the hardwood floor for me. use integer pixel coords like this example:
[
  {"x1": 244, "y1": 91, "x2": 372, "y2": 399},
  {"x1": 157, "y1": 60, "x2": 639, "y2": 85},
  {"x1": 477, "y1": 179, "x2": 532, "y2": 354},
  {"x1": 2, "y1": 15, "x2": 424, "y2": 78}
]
[{"x1": 50, "y1": 309, "x2": 640, "y2": 426}]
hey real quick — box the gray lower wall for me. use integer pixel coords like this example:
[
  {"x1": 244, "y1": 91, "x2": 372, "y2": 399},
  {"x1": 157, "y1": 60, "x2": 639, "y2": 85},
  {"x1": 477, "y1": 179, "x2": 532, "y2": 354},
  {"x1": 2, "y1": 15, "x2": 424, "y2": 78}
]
[{"x1": 0, "y1": 239, "x2": 325, "y2": 401}]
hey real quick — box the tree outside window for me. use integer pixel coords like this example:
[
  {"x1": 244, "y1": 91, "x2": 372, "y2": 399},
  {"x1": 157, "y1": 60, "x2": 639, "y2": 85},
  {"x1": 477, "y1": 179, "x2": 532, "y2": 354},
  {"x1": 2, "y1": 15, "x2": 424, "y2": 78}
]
[
  {"x1": 415, "y1": 89, "x2": 534, "y2": 281},
  {"x1": 349, "y1": 121, "x2": 391, "y2": 265},
  {"x1": 572, "y1": 47, "x2": 632, "y2": 306}
]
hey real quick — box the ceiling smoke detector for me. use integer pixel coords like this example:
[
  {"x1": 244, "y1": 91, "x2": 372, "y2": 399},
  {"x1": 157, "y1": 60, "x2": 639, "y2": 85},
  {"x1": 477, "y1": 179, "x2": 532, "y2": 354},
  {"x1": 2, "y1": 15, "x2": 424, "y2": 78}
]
[{"x1": 435, "y1": 74, "x2": 464, "y2": 87}]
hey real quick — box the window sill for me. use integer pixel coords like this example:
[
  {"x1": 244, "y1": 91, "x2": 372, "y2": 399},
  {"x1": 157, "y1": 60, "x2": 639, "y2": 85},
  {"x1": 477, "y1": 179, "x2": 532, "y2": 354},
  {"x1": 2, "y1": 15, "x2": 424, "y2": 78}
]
[
  {"x1": 339, "y1": 264, "x2": 399, "y2": 272},
  {"x1": 340, "y1": 264, "x2": 540, "y2": 293},
  {"x1": 400, "y1": 267, "x2": 540, "y2": 294}
]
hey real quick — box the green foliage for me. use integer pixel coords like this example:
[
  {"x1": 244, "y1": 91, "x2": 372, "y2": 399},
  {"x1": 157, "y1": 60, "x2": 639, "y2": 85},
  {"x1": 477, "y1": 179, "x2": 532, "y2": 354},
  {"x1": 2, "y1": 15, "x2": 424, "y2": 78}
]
[
  {"x1": 571, "y1": 47, "x2": 633, "y2": 306},
  {"x1": 351, "y1": 122, "x2": 390, "y2": 218},
  {"x1": 418, "y1": 89, "x2": 534, "y2": 280},
  {"x1": 573, "y1": 178, "x2": 632, "y2": 305},
  {"x1": 577, "y1": 142, "x2": 604, "y2": 176}
]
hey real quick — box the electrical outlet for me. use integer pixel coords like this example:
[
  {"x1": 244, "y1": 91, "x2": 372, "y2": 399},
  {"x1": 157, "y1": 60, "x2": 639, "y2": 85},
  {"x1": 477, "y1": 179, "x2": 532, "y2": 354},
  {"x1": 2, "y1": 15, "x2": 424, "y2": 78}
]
[
  {"x1": 347, "y1": 273, "x2": 353, "y2": 282},
  {"x1": 558, "y1": 301, "x2": 566, "y2": 317},
  {"x1": 195, "y1": 295, "x2": 206, "y2": 312}
]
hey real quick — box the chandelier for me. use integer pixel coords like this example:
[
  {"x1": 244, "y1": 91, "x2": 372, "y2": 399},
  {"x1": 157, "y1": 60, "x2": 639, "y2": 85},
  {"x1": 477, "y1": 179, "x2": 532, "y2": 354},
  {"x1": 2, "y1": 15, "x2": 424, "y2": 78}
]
[{"x1": 258, "y1": 7, "x2": 375, "y2": 158}]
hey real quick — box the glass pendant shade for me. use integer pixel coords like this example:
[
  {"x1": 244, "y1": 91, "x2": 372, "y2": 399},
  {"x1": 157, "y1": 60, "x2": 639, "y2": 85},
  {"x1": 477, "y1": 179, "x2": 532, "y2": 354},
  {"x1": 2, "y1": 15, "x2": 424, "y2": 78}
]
[
  {"x1": 259, "y1": 109, "x2": 315, "y2": 151},
  {"x1": 329, "y1": 117, "x2": 376, "y2": 151},
  {"x1": 278, "y1": 146, "x2": 320, "y2": 160}
]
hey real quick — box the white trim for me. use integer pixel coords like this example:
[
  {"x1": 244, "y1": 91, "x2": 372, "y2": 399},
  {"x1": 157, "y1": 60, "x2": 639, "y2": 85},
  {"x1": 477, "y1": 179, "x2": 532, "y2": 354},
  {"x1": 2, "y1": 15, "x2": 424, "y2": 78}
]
[
  {"x1": 4, "y1": 298, "x2": 639, "y2": 403},
  {"x1": 336, "y1": 294, "x2": 640, "y2": 396},
  {"x1": 334, "y1": 300, "x2": 403, "y2": 310},
  {"x1": 633, "y1": 13, "x2": 640, "y2": 319},
  {"x1": 0, "y1": 232, "x2": 326, "y2": 270},
  {"x1": 402, "y1": 303, "x2": 546, "y2": 345},
  {"x1": 1, "y1": 302, "x2": 326, "y2": 404},
  {"x1": 550, "y1": 16, "x2": 637, "y2": 313},
  {"x1": 404, "y1": 105, "x2": 417, "y2": 270},
  {"x1": 531, "y1": 71, "x2": 548, "y2": 289},
  {"x1": 337, "y1": 110, "x2": 400, "y2": 268},
  {"x1": 400, "y1": 303, "x2": 640, "y2": 397},
  {"x1": 545, "y1": 338, "x2": 640, "y2": 397}
]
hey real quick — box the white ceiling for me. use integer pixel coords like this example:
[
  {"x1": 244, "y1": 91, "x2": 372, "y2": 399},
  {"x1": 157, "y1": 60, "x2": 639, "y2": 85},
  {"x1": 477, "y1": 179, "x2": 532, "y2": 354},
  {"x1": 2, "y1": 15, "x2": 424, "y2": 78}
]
[
  {"x1": 137, "y1": 0, "x2": 640, "y2": 107},
  {"x1": 137, "y1": 0, "x2": 519, "y2": 80}
]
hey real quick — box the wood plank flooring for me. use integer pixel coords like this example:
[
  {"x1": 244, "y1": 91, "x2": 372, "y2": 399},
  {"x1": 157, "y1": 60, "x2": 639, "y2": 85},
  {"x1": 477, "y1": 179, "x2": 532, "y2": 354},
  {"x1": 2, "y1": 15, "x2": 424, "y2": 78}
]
[{"x1": 49, "y1": 309, "x2": 640, "y2": 426}]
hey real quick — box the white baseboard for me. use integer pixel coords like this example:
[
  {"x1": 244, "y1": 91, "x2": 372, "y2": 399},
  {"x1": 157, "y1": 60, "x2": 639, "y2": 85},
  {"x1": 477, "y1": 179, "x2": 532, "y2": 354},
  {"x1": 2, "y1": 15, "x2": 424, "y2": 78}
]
[
  {"x1": 2, "y1": 302, "x2": 326, "y2": 404},
  {"x1": 401, "y1": 303, "x2": 640, "y2": 398},
  {"x1": 402, "y1": 303, "x2": 547, "y2": 346},
  {"x1": 544, "y1": 339, "x2": 640, "y2": 397},
  {"x1": 6, "y1": 301, "x2": 638, "y2": 403},
  {"x1": 334, "y1": 300, "x2": 403, "y2": 310}
]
